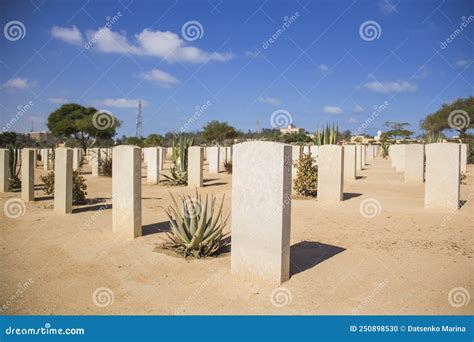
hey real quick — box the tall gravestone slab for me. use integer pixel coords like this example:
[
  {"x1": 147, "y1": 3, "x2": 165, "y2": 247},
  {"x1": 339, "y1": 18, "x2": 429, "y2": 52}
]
[
  {"x1": 343, "y1": 145, "x2": 357, "y2": 181},
  {"x1": 460, "y1": 144, "x2": 467, "y2": 174},
  {"x1": 356, "y1": 145, "x2": 363, "y2": 171},
  {"x1": 366, "y1": 145, "x2": 373, "y2": 162},
  {"x1": 90, "y1": 148, "x2": 100, "y2": 176},
  {"x1": 404, "y1": 144, "x2": 424, "y2": 183},
  {"x1": 112, "y1": 146, "x2": 142, "y2": 239},
  {"x1": 425, "y1": 143, "x2": 460, "y2": 210},
  {"x1": 188, "y1": 147, "x2": 204, "y2": 188},
  {"x1": 318, "y1": 145, "x2": 344, "y2": 203},
  {"x1": 159, "y1": 147, "x2": 166, "y2": 170},
  {"x1": 54, "y1": 148, "x2": 73, "y2": 214},
  {"x1": 72, "y1": 148, "x2": 81, "y2": 171},
  {"x1": 208, "y1": 146, "x2": 220, "y2": 173},
  {"x1": 21, "y1": 149, "x2": 35, "y2": 202},
  {"x1": 0, "y1": 149, "x2": 9, "y2": 192},
  {"x1": 146, "y1": 147, "x2": 160, "y2": 184},
  {"x1": 231, "y1": 141, "x2": 292, "y2": 285},
  {"x1": 395, "y1": 145, "x2": 405, "y2": 172},
  {"x1": 219, "y1": 146, "x2": 227, "y2": 170}
]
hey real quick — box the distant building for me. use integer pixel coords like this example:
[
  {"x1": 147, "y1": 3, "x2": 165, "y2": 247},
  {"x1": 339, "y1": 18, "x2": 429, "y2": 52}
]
[
  {"x1": 279, "y1": 124, "x2": 305, "y2": 135},
  {"x1": 374, "y1": 130, "x2": 382, "y2": 141},
  {"x1": 26, "y1": 131, "x2": 56, "y2": 144}
]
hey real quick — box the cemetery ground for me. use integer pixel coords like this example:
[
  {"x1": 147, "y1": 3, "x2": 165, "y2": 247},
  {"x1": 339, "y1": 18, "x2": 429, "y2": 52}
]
[{"x1": 0, "y1": 156, "x2": 472, "y2": 315}]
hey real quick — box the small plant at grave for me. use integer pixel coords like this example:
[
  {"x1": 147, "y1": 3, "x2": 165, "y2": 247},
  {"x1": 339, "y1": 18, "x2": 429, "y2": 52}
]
[
  {"x1": 162, "y1": 190, "x2": 229, "y2": 258},
  {"x1": 40, "y1": 170, "x2": 88, "y2": 204},
  {"x1": 426, "y1": 133, "x2": 444, "y2": 144},
  {"x1": 381, "y1": 143, "x2": 389, "y2": 159},
  {"x1": 293, "y1": 152, "x2": 318, "y2": 197},
  {"x1": 161, "y1": 136, "x2": 194, "y2": 186},
  {"x1": 315, "y1": 124, "x2": 339, "y2": 145},
  {"x1": 224, "y1": 160, "x2": 232, "y2": 174},
  {"x1": 99, "y1": 157, "x2": 112, "y2": 177},
  {"x1": 7, "y1": 144, "x2": 21, "y2": 190}
]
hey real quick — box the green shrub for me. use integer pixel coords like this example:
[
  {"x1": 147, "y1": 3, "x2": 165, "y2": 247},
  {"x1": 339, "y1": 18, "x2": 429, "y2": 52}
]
[
  {"x1": 40, "y1": 170, "x2": 88, "y2": 204},
  {"x1": 293, "y1": 153, "x2": 318, "y2": 197}
]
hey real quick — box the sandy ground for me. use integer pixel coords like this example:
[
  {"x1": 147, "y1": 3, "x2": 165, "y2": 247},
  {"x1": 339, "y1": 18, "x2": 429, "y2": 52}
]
[{"x1": 0, "y1": 155, "x2": 473, "y2": 315}]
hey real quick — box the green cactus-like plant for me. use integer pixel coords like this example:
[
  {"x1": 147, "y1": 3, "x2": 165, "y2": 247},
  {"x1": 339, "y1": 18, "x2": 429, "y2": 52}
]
[
  {"x1": 7, "y1": 144, "x2": 21, "y2": 190},
  {"x1": 315, "y1": 124, "x2": 339, "y2": 145},
  {"x1": 381, "y1": 143, "x2": 389, "y2": 159},
  {"x1": 162, "y1": 190, "x2": 229, "y2": 258},
  {"x1": 426, "y1": 133, "x2": 444, "y2": 144},
  {"x1": 161, "y1": 135, "x2": 194, "y2": 186}
]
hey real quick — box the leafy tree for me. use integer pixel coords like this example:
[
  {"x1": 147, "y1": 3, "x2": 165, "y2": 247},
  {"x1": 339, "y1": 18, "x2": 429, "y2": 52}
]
[
  {"x1": 144, "y1": 134, "x2": 164, "y2": 147},
  {"x1": 124, "y1": 136, "x2": 144, "y2": 147},
  {"x1": 0, "y1": 132, "x2": 18, "y2": 147},
  {"x1": 421, "y1": 97, "x2": 474, "y2": 141},
  {"x1": 202, "y1": 120, "x2": 239, "y2": 144},
  {"x1": 282, "y1": 132, "x2": 312, "y2": 143},
  {"x1": 47, "y1": 103, "x2": 120, "y2": 151},
  {"x1": 340, "y1": 129, "x2": 352, "y2": 142},
  {"x1": 381, "y1": 121, "x2": 413, "y2": 140}
]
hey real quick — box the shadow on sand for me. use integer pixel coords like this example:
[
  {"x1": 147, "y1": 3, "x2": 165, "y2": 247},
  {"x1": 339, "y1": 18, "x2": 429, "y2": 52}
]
[{"x1": 290, "y1": 241, "x2": 345, "y2": 277}]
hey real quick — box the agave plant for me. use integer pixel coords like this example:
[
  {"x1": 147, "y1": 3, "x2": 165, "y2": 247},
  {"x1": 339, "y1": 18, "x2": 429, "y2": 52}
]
[
  {"x1": 161, "y1": 135, "x2": 194, "y2": 186},
  {"x1": 163, "y1": 191, "x2": 229, "y2": 258},
  {"x1": 425, "y1": 133, "x2": 444, "y2": 144},
  {"x1": 7, "y1": 144, "x2": 22, "y2": 190},
  {"x1": 315, "y1": 124, "x2": 339, "y2": 145}
]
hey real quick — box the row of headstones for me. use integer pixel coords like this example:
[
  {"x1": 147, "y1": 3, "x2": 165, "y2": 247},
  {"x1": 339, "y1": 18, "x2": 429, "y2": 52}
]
[
  {"x1": 3, "y1": 142, "x2": 463, "y2": 285},
  {"x1": 140, "y1": 146, "x2": 233, "y2": 185},
  {"x1": 11, "y1": 148, "x2": 85, "y2": 172},
  {"x1": 388, "y1": 143, "x2": 468, "y2": 210}
]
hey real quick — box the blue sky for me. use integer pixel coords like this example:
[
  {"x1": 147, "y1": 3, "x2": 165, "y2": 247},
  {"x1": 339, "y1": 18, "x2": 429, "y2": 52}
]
[{"x1": 0, "y1": 0, "x2": 472, "y2": 137}]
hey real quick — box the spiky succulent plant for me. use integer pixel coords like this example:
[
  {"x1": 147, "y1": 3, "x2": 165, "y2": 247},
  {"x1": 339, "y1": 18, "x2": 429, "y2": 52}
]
[
  {"x1": 163, "y1": 191, "x2": 229, "y2": 258},
  {"x1": 161, "y1": 135, "x2": 194, "y2": 186}
]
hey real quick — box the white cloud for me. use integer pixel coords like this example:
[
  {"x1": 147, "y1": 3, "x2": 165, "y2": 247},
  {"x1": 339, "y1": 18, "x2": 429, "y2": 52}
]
[
  {"x1": 139, "y1": 69, "x2": 179, "y2": 87},
  {"x1": 378, "y1": 0, "x2": 397, "y2": 14},
  {"x1": 364, "y1": 80, "x2": 417, "y2": 93},
  {"x1": 3, "y1": 77, "x2": 31, "y2": 90},
  {"x1": 348, "y1": 117, "x2": 357, "y2": 123},
  {"x1": 86, "y1": 27, "x2": 232, "y2": 63},
  {"x1": 354, "y1": 104, "x2": 365, "y2": 113},
  {"x1": 96, "y1": 98, "x2": 144, "y2": 108},
  {"x1": 455, "y1": 59, "x2": 472, "y2": 68},
  {"x1": 318, "y1": 64, "x2": 330, "y2": 74},
  {"x1": 323, "y1": 105, "x2": 343, "y2": 114},
  {"x1": 258, "y1": 96, "x2": 281, "y2": 106},
  {"x1": 51, "y1": 26, "x2": 83, "y2": 45},
  {"x1": 48, "y1": 97, "x2": 68, "y2": 104}
]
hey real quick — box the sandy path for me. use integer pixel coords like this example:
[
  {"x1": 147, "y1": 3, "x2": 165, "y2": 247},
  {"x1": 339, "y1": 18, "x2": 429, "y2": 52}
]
[{"x1": 0, "y1": 156, "x2": 472, "y2": 315}]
